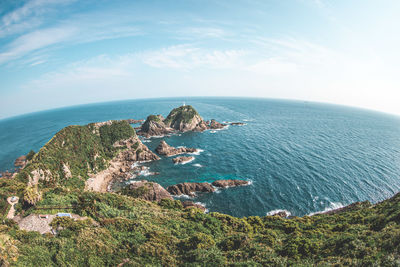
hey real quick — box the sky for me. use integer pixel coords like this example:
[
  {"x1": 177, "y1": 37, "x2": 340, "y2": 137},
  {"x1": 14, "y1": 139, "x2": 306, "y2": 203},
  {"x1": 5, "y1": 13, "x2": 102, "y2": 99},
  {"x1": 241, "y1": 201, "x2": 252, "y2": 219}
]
[{"x1": 0, "y1": 0, "x2": 399, "y2": 119}]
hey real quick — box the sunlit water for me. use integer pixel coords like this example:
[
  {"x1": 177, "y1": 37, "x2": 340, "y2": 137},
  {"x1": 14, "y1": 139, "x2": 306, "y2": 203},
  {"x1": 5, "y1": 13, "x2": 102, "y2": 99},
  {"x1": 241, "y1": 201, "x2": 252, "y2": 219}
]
[{"x1": 1, "y1": 97, "x2": 400, "y2": 217}]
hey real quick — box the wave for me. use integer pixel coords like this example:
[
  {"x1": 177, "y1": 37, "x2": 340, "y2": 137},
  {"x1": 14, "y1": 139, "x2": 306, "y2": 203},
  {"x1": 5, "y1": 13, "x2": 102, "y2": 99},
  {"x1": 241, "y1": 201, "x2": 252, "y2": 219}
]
[
  {"x1": 266, "y1": 209, "x2": 292, "y2": 217},
  {"x1": 173, "y1": 194, "x2": 192, "y2": 199},
  {"x1": 193, "y1": 163, "x2": 203, "y2": 167},
  {"x1": 188, "y1": 149, "x2": 204, "y2": 155},
  {"x1": 308, "y1": 202, "x2": 344, "y2": 216}
]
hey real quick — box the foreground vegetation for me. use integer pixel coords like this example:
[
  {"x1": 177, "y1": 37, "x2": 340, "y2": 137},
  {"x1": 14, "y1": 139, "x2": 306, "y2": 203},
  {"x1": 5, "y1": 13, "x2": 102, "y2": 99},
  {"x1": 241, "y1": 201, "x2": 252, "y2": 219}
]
[
  {"x1": 1, "y1": 119, "x2": 400, "y2": 266},
  {"x1": 1, "y1": 175, "x2": 400, "y2": 266}
]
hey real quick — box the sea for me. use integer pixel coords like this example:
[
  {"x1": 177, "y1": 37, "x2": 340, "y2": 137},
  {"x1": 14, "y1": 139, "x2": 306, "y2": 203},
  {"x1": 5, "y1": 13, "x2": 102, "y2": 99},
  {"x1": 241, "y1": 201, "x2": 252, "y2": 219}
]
[{"x1": 1, "y1": 97, "x2": 400, "y2": 217}]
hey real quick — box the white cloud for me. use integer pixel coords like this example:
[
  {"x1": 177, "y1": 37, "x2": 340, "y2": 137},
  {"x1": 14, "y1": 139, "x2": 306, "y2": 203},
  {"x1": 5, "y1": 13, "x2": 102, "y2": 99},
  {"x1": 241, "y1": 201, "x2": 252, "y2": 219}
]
[{"x1": 140, "y1": 45, "x2": 247, "y2": 70}]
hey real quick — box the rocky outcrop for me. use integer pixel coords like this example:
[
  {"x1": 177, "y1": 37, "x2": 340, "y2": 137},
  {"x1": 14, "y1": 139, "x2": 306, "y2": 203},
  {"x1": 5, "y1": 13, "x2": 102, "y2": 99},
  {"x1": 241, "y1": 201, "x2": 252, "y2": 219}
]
[
  {"x1": 137, "y1": 105, "x2": 226, "y2": 137},
  {"x1": 156, "y1": 140, "x2": 197, "y2": 156},
  {"x1": 230, "y1": 122, "x2": 245, "y2": 126},
  {"x1": 172, "y1": 156, "x2": 194, "y2": 164},
  {"x1": 0, "y1": 171, "x2": 16, "y2": 179},
  {"x1": 209, "y1": 119, "x2": 227, "y2": 130},
  {"x1": 182, "y1": 201, "x2": 206, "y2": 212},
  {"x1": 14, "y1": 155, "x2": 27, "y2": 168},
  {"x1": 167, "y1": 182, "x2": 215, "y2": 197},
  {"x1": 212, "y1": 179, "x2": 249, "y2": 188},
  {"x1": 137, "y1": 115, "x2": 174, "y2": 137},
  {"x1": 124, "y1": 180, "x2": 172, "y2": 201}
]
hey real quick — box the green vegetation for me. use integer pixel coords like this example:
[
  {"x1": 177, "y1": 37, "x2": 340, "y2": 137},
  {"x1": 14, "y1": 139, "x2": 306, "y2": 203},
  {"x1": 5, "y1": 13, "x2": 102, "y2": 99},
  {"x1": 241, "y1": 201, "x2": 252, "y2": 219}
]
[
  {"x1": 25, "y1": 150, "x2": 35, "y2": 161},
  {"x1": 145, "y1": 115, "x2": 162, "y2": 123},
  {"x1": 15, "y1": 120, "x2": 136, "y2": 191},
  {"x1": 1, "y1": 118, "x2": 400, "y2": 266},
  {"x1": 164, "y1": 105, "x2": 200, "y2": 125},
  {"x1": 2, "y1": 173, "x2": 400, "y2": 266}
]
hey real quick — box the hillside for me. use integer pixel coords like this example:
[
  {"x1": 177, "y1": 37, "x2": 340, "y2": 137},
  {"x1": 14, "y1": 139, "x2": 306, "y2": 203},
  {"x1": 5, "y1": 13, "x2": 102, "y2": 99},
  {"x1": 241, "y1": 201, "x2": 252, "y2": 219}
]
[{"x1": 1, "y1": 118, "x2": 400, "y2": 266}]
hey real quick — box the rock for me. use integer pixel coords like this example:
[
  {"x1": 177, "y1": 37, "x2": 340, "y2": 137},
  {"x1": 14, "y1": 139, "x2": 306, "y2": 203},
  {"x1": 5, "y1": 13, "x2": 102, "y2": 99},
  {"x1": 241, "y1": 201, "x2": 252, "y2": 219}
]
[
  {"x1": 182, "y1": 201, "x2": 206, "y2": 212},
  {"x1": 0, "y1": 171, "x2": 15, "y2": 179},
  {"x1": 14, "y1": 155, "x2": 27, "y2": 168},
  {"x1": 211, "y1": 179, "x2": 249, "y2": 188},
  {"x1": 167, "y1": 182, "x2": 215, "y2": 197},
  {"x1": 172, "y1": 156, "x2": 194, "y2": 164},
  {"x1": 156, "y1": 140, "x2": 197, "y2": 156},
  {"x1": 208, "y1": 119, "x2": 227, "y2": 130},
  {"x1": 230, "y1": 122, "x2": 245, "y2": 126},
  {"x1": 137, "y1": 115, "x2": 174, "y2": 137},
  {"x1": 124, "y1": 180, "x2": 172, "y2": 201}
]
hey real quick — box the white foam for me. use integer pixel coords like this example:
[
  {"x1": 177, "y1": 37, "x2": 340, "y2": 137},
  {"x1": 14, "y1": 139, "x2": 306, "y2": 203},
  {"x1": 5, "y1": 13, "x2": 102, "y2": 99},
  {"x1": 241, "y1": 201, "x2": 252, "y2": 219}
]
[
  {"x1": 308, "y1": 202, "x2": 344, "y2": 216},
  {"x1": 266, "y1": 209, "x2": 292, "y2": 217},
  {"x1": 195, "y1": 202, "x2": 209, "y2": 213},
  {"x1": 210, "y1": 130, "x2": 217, "y2": 133},
  {"x1": 138, "y1": 169, "x2": 152, "y2": 176},
  {"x1": 188, "y1": 149, "x2": 204, "y2": 155},
  {"x1": 193, "y1": 163, "x2": 203, "y2": 167},
  {"x1": 141, "y1": 139, "x2": 151, "y2": 143},
  {"x1": 174, "y1": 194, "x2": 192, "y2": 199}
]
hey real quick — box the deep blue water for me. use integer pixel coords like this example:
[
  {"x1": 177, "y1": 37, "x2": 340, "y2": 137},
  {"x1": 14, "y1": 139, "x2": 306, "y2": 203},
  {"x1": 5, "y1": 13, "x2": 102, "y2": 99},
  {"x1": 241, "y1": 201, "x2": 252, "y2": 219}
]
[{"x1": 1, "y1": 97, "x2": 400, "y2": 217}]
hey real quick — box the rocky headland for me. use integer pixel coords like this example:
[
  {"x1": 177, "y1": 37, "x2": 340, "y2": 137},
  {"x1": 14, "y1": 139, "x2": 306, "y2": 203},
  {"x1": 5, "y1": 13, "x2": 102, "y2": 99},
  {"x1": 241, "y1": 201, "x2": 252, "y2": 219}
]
[{"x1": 155, "y1": 140, "x2": 197, "y2": 156}]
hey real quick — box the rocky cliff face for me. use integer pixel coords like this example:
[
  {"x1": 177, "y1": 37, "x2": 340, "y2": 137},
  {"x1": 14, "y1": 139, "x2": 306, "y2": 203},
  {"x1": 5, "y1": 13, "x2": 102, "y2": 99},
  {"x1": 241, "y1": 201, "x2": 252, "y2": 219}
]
[
  {"x1": 156, "y1": 140, "x2": 197, "y2": 156},
  {"x1": 137, "y1": 115, "x2": 173, "y2": 138}
]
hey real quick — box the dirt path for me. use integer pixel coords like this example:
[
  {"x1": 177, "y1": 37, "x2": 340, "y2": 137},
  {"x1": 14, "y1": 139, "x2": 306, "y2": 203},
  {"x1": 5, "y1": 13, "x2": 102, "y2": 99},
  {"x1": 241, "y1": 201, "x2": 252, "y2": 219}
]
[{"x1": 6, "y1": 196, "x2": 19, "y2": 219}]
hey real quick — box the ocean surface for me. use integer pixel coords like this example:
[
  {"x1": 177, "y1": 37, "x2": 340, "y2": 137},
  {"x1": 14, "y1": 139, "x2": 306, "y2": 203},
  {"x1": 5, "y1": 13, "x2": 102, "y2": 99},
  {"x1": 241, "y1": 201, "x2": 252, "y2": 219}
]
[{"x1": 1, "y1": 97, "x2": 400, "y2": 217}]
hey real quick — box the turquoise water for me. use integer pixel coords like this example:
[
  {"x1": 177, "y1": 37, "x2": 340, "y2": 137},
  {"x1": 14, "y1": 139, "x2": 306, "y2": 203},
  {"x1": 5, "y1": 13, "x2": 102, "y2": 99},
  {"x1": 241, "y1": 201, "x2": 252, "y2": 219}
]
[{"x1": 1, "y1": 97, "x2": 400, "y2": 217}]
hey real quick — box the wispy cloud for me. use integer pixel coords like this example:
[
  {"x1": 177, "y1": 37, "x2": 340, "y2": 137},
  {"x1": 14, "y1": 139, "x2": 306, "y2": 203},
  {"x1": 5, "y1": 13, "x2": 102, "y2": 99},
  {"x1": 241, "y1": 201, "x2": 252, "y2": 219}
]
[
  {"x1": 0, "y1": 0, "x2": 76, "y2": 37},
  {"x1": 140, "y1": 45, "x2": 247, "y2": 70}
]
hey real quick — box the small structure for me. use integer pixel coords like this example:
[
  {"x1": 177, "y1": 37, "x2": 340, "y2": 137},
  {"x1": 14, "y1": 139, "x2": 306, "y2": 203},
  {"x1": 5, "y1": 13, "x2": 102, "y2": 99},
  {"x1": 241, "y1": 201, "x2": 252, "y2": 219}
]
[
  {"x1": 38, "y1": 214, "x2": 48, "y2": 219},
  {"x1": 56, "y1": 213, "x2": 72, "y2": 218}
]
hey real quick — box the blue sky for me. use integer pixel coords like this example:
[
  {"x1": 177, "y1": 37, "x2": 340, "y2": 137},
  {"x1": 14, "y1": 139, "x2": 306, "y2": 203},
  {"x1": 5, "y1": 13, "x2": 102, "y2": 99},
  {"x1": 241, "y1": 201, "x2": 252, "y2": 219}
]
[{"x1": 1, "y1": 0, "x2": 399, "y2": 119}]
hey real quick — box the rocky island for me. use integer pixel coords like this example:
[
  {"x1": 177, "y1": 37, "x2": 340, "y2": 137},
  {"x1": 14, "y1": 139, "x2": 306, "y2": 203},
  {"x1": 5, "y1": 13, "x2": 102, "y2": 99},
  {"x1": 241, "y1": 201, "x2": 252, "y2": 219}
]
[{"x1": 137, "y1": 105, "x2": 226, "y2": 137}]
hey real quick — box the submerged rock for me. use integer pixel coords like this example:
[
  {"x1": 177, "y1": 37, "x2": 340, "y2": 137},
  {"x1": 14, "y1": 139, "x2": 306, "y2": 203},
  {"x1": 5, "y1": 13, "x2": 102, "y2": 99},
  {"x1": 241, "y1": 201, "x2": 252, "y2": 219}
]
[
  {"x1": 156, "y1": 140, "x2": 197, "y2": 156},
  {"x1": 172, "y1": 156, "x2": 194, "y2": 164},
  {"x1": 212, "y1": 179, "x2": 249, "y2": 188},
  {"x1": 230, "y1": 122, "x2": 245, "y2": 126},
  {"x1": 167, "y1": 182, "x2": 215, "y2": 197},
  {"x1": 123, "y1": 180, "x2": 172, "y2": 201}
]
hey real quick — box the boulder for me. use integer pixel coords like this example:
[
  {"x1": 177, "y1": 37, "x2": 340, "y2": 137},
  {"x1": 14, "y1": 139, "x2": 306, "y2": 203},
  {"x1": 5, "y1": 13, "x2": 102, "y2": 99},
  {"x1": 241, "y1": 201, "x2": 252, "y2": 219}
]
[
  {"x1": 167, "y1": 182, "x2": 215, "y2": 197},
  {"x1": 172, "y1": 156, "x2": 194, "y2": 164},
  {"x1": 124, "y1": 180, "x2": 172, "y2": 201}
]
